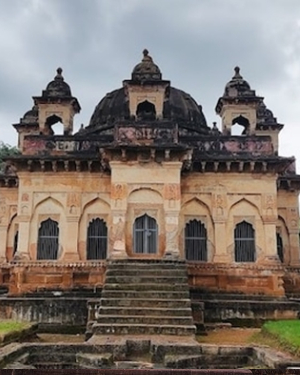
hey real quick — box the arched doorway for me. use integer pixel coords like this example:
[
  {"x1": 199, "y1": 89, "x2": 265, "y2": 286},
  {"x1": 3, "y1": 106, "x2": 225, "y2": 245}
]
[
  {"x1": 185, "y1": 219, "x2": 207, "y2": 261},
  {"x1": 133, "y1": 214, "x2": 158, "y2": 254}
]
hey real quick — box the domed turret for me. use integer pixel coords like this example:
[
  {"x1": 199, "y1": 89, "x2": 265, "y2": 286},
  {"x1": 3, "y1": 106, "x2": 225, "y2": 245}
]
[
  {"x1": 131, "y1": 49, "x2": 162, "y2": 82},
  {"x1": 42, "y1": 68, "x2": 72, "y2": 98},
  {"x1": 223, "y1": 67, "x2": 254, "y2": 97}
]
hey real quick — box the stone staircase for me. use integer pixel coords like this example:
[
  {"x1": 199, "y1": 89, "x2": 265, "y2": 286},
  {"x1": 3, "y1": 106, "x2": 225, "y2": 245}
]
[{"x1": 90, "y1": 259, "x2": 196, "y2": 337}]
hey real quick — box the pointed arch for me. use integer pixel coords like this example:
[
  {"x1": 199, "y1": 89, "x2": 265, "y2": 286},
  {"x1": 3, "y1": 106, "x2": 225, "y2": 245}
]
[
  {"x1": 133, "y1": 214, "x2": 158, "y2": 254},
  {"x1": 33, "y1": 196, "x2": 64, "y2": 218},
  {"x1": 79, "y1": 197, "x2": 110, "y2": 261},
  {"x1": 229, "y1": 197, "x2": 260, "y2": 216},
  {"x1": 234, "y1": 220, "x2": 256, "y2": 262},
  {"x1": 185, "y1": 219, "x2": 207, "y2": 261},
  {"x1": 37, "y1": 218, "x2": 59, "y2": 260},
  {"x1": 182, "y1": 196, "x2": 212, "y2": 215},
  {"x1": 86, "y1": 218, "x2": 108, "y2": 260},
  {"x1": 128, "y1": 188, "x2": 163, "y2": 204}
]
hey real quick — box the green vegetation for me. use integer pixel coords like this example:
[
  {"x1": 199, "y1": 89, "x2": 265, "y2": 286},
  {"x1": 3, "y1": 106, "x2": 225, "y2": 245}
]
[
  {"x1": 0, "y1": 320, "x2": 31, "y2": 336},
  {"x1": 261, "y1": 320, "x2": 300, "y2": 356},
  {"x1": 0, "y1": 141, "x2": 19, "y2": 171}
]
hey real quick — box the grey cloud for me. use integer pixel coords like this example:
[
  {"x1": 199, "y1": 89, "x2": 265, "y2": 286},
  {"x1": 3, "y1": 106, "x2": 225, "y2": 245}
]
[{"x1": 0, "y1": 0, "x2": 300, "y2": 165}]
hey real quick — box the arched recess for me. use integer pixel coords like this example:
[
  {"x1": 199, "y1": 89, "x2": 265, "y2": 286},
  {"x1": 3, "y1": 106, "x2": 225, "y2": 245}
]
[
  {"x1": 126, "y1": 188, "x2": 164, "y2": 257},
  {"x1": 180, "y1": 197, "x2": 214, "y2": 261},
  {"x1": 30, "y1": 197, "x2": 65, "y2": 261},
  {"x1": 37, "y1": 218, "x2": 59, "y2": 260},
  {"x1": 136, "y1": 100, "x2": 156, "y2": 120},
  {"x1": 86, "y1": 218, "x2": 108, "y2": 260},
  {"x1": 6, "y1": 214, "x2": 18, "y2": 261},
  {"x1": 78, "y1": 197, "x2": 110, "y2": 260},
  {"x1": 234, "y1": 220, "x2": 256, "y2": 262},
  {"x1": 45, "y1": 114, "x2": 64, "y2": 135},
  {"x1": 276, "y1": 216, "x2": 290, "y2": 264},
  {"x1": 227, "y1": 198, "x2": 264, "y2": 262},
  {"x1": 231, "y1": 115, "x2": 249, "y2": 135}
]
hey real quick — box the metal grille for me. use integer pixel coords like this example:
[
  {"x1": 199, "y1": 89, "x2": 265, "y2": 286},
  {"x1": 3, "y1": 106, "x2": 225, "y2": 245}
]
[
  {"x1": 185, "y1": 219, "x2": 207, "y2": 261},
  {"x1": 87, "y1": 218, "x2": 107, "y2": 260},
  {"x1": 133, "y1": 214, "x2": 158, "y2": 254},
  {"x1": 37, "y1": 219, "x2": 59, "y2": 260},
  {"x1": 234, "y1": 221, "x2": 255, "y2": 262},
  {"x1": 276, "y1": 233, "x2": 284, "y2": 263},
  {"x1": 13, "y1": 230, "x2": 18, "y2": 256}
]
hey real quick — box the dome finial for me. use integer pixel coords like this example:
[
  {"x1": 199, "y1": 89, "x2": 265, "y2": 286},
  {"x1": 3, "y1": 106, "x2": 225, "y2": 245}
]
[
  {"x1": 143, "y1": 49, "x2": 149, "y2": 57},
  {"x1": 233, "y1": 66, "x2": 242, "y2": 79},
  {"x1": 55, "y1": 67, "x2": 64, "y2": 80}
]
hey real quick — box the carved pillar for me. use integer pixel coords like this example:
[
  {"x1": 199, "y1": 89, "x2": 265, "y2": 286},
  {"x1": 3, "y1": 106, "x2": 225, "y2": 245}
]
[
  {"x1": 0, "y1": 225, "x2": 8, "y2": 263},
  {"x1": 286, "y1": 207, "x2": 300, "y2": 265},
  {"x1": 110, "y1": 211, "x2": 127, "y2": 259},
  {"x1": 212, "y1": 193, "x2": 229, "y2": 262},
  {"x1": 213, "y1": 221, "x2": 228, "y2": 262},
  {"x1": 164, "y1": 183, "x2": 181, "y2": 259},
  {"x1": 16, "y1": 215, "x2": 31, "y2": 260},
  {"x1": 64, "y1": 217, "x2": 80, "y2": 261}
]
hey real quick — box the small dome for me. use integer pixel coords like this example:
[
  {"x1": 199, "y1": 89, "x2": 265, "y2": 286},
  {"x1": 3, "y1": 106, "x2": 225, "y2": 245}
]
[
  {"x1": 21, "y1": 105, "x2": 38, "y2": 124},
  {"x1": 43, "y1": 68, "x2": 72, "y2": 98},
  {"x1": 224, "y1": 67, "x2": 252, "y2": 97},
  {"x1": 131, "y1": 49, "x2": 162, "y2": 81}
]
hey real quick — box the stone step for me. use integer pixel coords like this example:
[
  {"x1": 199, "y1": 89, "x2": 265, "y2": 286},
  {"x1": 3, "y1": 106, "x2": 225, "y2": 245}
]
[
  {"x1": 101, "y1": 290, "x2": 190, "y2": 299},
  {"x1": 97, "y1": 315, "x2": 194, "y2": 325},
  {"x1": 92, "y1": 323, "x2": 196, "y2": 336},
  {"x1": 106, "y1": 269, "x2": 187, "y2": 277},
  {"x1": 100, "y1": 298, "x2": 192, "y2": 308},
  {"x1": 76, "y1": 352, "x2": 113, "y2": 369},
  {"x1": 98, "y1": 306, "x2": 192, "y2": 316},
  {"x1": 107, "y1": 264, "x2": 187, "y2": 271},
  {"x1": 105, "y1": 276, "x2": 187, "y2": 284},
  {"x1": 103, "y1": 283, "x2": 189, "y2": 291},
  {"x1": 164, "y1": 354, "x2": 250, "y2": 369}
]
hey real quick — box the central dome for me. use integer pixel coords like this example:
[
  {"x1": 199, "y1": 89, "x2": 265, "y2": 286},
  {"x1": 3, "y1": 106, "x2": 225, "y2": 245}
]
[{"x1": 87, "y1": 51, "x2": 208, "y2": 134}]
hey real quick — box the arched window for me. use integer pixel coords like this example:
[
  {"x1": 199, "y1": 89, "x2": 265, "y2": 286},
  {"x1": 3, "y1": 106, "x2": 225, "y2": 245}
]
[
  {"x1": 136, "y1": 100, "x2": 156, "y2": 120},
  {"x1": 234, "y1": 221, "x2": 255, "y2": 262},
  {"x1": 185, "y1": 220, "x2": 207, "y2": 261},
  {"x1": 133, "y1": 214, "x2": 158, "y2": 254},
  {"x1": 37, "y1": 219, "x2": 59, "y2": 260},
  {"x1": 276, "y1": 233, "x2": 284, "y2": 263},
  {"x1": 86, "y1": 218, "x2": 108, "y2": 260},
  {"x1": 231, "y1": 115, "x2": 249, "y2": 135}
]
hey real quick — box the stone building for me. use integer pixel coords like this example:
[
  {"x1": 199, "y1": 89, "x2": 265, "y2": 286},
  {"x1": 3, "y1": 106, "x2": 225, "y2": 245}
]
[{"x1": 1, "y1": 50, "x2": 300, "y2": 297}]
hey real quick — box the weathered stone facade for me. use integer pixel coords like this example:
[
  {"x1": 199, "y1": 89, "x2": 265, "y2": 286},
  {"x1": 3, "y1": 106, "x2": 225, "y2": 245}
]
[{"x1": 1, "y1": 50, "x2": 300, "y2": 296}]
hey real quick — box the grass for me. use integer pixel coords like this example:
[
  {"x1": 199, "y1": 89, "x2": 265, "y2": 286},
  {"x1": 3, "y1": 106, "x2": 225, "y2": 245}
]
[
  {"x1": 0, "y1": 320, "x2": 32, "y2": 336},
  {"x1": 260, "y1": 320, "x2": 300, "y2": 356}
]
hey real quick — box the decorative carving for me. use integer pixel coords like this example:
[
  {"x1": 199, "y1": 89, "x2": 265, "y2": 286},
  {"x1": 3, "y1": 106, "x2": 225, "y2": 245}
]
[
  {"x1": 111, "y1": 184, "x2": 127, "y2": 207},
  {"x1": 164, "y1": 184, "x2": 180, "y2": 200},
  {"x1": 21, "y1": 193, "x2": 29, "y2": 202},
  {"x1": 67, "y1": 193, "x2": 80, "y2": 207}
]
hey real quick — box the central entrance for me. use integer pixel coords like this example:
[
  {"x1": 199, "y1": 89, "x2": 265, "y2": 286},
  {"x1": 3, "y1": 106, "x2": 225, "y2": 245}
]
[{"x1": 133, "y1": 214, "x2": 158, "y2": 254}]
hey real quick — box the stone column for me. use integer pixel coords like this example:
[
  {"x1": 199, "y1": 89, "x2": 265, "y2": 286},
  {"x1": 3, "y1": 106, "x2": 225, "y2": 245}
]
[
  {"x1": 16, "y1": 215, "x2": 31, "y2": 260},
  {"x1": 287, "y1": 207, "x2": 300, "y2": 265},
  {"x1": 212, "y1": 193, "x2": 229, "y2": 263},
  {"x1": 63, "y1": 217, "x2": 80, "y2": 261},
  {"x1": 164, "y1": 183, "x2": 181, "y2": 260},
  {"x1": 213, "y1": 221, "x2": 228, "y2": 263},
  {"x1": 110, "y1": 211, "x2": 127, "y2": 259},
  {"x1": 263, "y1": 222, "x2": 279, "y2": 263},
  {"x1": 0, "y1": 225, "x2": 8, "y2": 263}
]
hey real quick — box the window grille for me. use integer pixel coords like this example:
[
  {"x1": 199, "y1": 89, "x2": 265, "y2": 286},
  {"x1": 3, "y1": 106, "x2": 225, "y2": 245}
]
[
  {"x1": 133, "y1": 214, "x2": 158, "y2": 254},
  {"x1": 87, "y1": 218, "x2": 108, "y2": 260},
  {"x1": 185, "y1": 219, "x2": 207, "y2": 261},
  {"x1": 276, "y1": 233, "x2": 284, "y2": 263},
  {"x1": 37, "y1": 218, "x2": 59, "y2": 260},
  {"x1": 234, "y1": 221, "x2": 255, "y2": 262}
]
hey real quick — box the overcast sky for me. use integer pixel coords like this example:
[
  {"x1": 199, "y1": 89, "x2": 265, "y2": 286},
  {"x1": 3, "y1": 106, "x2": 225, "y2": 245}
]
[{"x1": 1, "y1": 0, "x2": 300, "y2": 168}]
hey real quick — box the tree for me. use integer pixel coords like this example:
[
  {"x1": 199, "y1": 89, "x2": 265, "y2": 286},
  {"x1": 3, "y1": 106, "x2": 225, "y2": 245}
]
[{"x1": 0, "y1": 141, "x2": 19, "y2": 173}]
